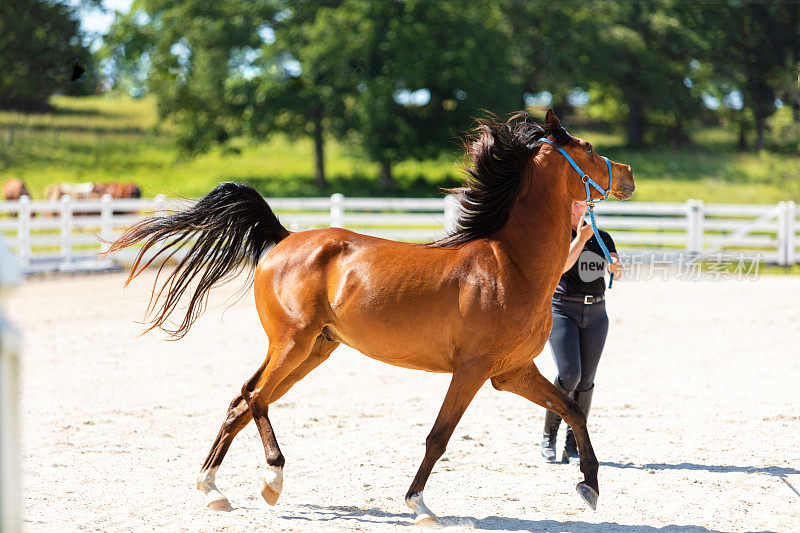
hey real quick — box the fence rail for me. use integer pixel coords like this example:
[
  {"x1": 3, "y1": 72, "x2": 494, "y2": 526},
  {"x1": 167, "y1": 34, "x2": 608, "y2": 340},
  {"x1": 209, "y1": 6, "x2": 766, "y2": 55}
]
[{"x1": 0, "y1": 195, "x2": 797, "y2": 274}]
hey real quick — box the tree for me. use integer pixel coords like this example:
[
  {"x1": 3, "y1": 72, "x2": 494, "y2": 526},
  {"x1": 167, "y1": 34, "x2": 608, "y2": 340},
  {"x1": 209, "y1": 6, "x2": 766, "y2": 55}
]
[
  {"x1": 504, "y1": 1, "x2": 708, "y2": 148},
  {"x1": 105, "y1": 1, "x2": 280, "y2": 151},
  {"x1": 106, "y1": 0, "x2": 352, "y2": 188},
  {"x1": 692, "y1": 2, "x2": 800, "y2": 151},
  {"x1": 107, "y1": 0, "x2": 522, "y2": 190},
  {"x1": 290, "y1": 0, "x2": 521, "y2": 188},
  {"x1": 586, "y1": 1, "x2": 706, "y2": 148},
  {"x1": 501, "y1": 0, "x2": 598, "y2": 117},
  {"x1": 247, "y1": 1, "x2": 350, "y2": 189},
  {"x1": 0, "y1": 0, "x2": 94, "y2": 111}
]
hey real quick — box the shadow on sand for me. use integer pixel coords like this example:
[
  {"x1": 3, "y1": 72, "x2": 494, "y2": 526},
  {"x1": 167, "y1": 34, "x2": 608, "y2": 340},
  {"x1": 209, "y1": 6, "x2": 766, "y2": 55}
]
[
  {"x1": 279, "y1": 503, "x2": 775, "y2": 532},
  {"x1": 600, "y1": 461, "x2": 800, "y2": 499}
]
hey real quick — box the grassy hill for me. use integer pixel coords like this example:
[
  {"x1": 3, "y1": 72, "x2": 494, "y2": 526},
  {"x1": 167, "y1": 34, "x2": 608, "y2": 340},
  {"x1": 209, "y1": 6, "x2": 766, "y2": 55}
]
[{"x1": 1, "y1": 95, "x2": 799, "y2": 203}]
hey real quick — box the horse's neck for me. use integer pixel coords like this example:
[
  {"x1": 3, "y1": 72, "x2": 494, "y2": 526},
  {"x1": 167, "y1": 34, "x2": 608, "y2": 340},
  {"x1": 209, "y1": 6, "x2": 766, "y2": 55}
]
[{"x1": 495, "y1": 173, "x2": 572, "y2": 283}]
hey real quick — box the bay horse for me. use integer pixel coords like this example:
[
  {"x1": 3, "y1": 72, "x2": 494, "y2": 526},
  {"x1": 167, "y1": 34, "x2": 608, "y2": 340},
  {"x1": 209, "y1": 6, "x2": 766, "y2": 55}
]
[
  {"x1": 107, "y1": 109, "x2": 635, "y2": 525},
  {"x1": 2, "y1": 178, "x2": 29, "y2": 201}
]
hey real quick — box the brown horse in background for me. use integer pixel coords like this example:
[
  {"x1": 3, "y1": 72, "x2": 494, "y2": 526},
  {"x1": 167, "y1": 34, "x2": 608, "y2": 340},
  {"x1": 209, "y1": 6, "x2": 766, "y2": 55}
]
[
  {"x1": 43, "y1": 181, "x2": 141, "y2": 216},
  {"x1": 44, "y1": 181, "x2": 141, "y2": 201},
  {"x1": 107, "y1": 110, "x2": 635, "y2": 524},
  {"x1": 2, "y1": 179, "x2": 29, "y2": 201}
]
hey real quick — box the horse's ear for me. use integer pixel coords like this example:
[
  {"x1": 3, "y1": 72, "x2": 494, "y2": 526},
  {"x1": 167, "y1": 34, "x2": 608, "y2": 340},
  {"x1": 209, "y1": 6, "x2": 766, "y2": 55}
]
[
  {"x1": 545, "y1": 108, "x2": 562, "y2": 130},
  {"x1": 545, "y1": 108, "x2": 570, "y2": 145}
]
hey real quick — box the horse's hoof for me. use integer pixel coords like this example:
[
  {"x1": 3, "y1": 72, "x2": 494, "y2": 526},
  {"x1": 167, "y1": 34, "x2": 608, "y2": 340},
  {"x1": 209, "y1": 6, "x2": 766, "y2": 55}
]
[
  {"x1": 576, "y1": 482, "x2": 598, "y2": 510},
  {"x1": 414, "y1": 513, "x2": 439, "y2": 527},
  {"x1": 261, "y1": 483, "x2": 281, "y2": 506},
  {"x1": 406, "y1": 492, "x2": 439, "y2": 527},
  {"x1": 207, "y1": 497, "x2": 233, "y2": 512},
  {"x1": 261, "y1": 466, "x2": 283, "y2": 506},
  {"x1": 197, "y1": 469, "x2": 232, "y2": 512}
]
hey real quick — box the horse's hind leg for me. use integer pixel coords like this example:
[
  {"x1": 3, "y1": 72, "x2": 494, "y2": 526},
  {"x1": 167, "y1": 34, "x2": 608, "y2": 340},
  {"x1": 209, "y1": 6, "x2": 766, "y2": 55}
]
[
  {"x1": 197, "y1": 392, "x2": 254, "y2": 511},
  {"x1": 268, "y1": 335, "x2": 338, "y2": 403},
  {"x1": 244, "y1": 329, "x2": 330, "y2": 506},
  {"x1": 491, "y1": 362, "x2": 600, "y2": 510},
  {"x1": 197, "y1": 335, "x2": 337, "y2": 511}
]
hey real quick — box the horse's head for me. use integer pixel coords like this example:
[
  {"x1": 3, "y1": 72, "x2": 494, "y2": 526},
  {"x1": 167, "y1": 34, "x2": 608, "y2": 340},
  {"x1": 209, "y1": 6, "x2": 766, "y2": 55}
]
[
  {"x1": 430, "y1": 110, "x2": 635, "y2": 248},
  {"x1": 542, "y1": 109, "x2": 635, "y2": 202}
]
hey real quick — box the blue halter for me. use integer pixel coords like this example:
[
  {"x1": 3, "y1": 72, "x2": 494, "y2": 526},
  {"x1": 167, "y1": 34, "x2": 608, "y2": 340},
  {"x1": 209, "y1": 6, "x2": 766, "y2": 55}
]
[{"x1": 541, "y1": 138, "x2": 616, "y2": 288}]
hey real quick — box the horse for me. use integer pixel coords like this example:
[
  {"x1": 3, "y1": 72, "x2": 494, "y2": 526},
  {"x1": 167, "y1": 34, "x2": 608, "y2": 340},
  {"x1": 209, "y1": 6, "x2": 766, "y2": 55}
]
[
  {"x1": 96, "y1": 182, "x2": 141, "y2": 199},
  {"x1": 44, "y1": 181, "x2": 141, "y2": 201},
  {"x1": 106, "y1": 109, "x2": 635, "y2": 525},
  {"x1": 43, "y1": 181, "x2": 141, "y2": 216},
  {"x1": 2, "y1": 178, "x2": 29, "y2": 201}
]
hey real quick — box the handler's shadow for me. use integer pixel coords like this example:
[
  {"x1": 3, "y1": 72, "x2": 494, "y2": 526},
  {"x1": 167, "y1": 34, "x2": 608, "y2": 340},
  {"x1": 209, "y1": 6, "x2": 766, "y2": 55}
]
[
  {"x1": 282, "y1": 504, "x2": 758, "y2": 532},
  {"x1": 600, "y1": 461, "x2": 800, "y2": 499}
]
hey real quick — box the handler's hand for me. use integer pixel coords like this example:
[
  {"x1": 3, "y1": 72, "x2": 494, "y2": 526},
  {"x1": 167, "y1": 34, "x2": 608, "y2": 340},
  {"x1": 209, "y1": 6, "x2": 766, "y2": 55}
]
[
  {"x1": 577, "y1": 217, "x2": 594, "y2": 242},
  {"x1": 608, "y1": 257, "x2": 623, "y2": 276}
]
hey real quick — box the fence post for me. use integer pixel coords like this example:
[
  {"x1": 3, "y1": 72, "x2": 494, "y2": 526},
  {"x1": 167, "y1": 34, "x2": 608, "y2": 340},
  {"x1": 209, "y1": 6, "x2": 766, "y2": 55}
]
[
  {"x1": 787, "y1": 201, "x2": 797, "y2": 266},
  {"x1": 60, "y1": 195, "x2": 73, "y2": 268},
  {"x1": 17, "y1": 195, "x2": 31, "y2": 270},
  {"x1": 330, "y1": 193, "x2": 345, "y2": 228},
  {"x1": 444, "y1": 194, "x2": 459, "y2": 234},
  {"x1": 0, "y1": 236, "x2": 23, "y2": 533},
  {"x1": 776, "y1": 201, "x2": 786, "y2": 266},
  {"x1": 100, "y1": 194, "x2": 113, "y2": 254},
  {"x1": 686, "y1": 199, "x2": 704, "y2": 257},
  {"x1": 153, "y1": 194, "x2": 167, "y2": 213}
]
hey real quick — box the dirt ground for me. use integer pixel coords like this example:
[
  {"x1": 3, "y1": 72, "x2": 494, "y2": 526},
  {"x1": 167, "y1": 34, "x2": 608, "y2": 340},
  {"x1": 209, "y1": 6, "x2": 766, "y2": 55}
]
[{"x1": 7, "y1": 270, "x2": 800, "y2": 532}]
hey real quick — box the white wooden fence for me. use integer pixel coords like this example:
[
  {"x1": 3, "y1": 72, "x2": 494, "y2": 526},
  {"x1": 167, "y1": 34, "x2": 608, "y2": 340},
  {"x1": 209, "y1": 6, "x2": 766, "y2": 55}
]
[
  {"x1": 0, "y1": 236, "x2": 22, "y2": 532},
  {"x1": 0, "y1": 195, "x2": 797, "y2": 274}
]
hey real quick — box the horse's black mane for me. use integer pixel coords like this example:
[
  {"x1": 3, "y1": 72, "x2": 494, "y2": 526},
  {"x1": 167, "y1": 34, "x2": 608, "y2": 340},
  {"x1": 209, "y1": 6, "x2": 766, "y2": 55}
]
[{"x1": 427, "y1": 111, "x2": 570, "y2": 248}]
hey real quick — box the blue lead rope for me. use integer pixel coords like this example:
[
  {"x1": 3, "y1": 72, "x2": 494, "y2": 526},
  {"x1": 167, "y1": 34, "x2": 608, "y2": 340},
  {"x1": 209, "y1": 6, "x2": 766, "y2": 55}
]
[
  {"x1": 541, "y1": 138, "x2": 615, "y2": 288},
  {"x1": 587, "y1": 204, "x2": 613, "y2": 288}
]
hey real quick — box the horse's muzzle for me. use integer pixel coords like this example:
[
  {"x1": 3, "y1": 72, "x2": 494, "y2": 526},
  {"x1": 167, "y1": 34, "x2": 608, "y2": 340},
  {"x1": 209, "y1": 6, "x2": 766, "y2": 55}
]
[{"x1": 612, "y1": 184, "x2": 635, "y2": 200}]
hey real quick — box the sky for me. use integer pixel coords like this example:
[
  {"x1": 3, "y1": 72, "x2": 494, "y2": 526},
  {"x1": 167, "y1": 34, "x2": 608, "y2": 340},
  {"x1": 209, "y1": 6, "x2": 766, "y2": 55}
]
[{"x1": 77, "y1": 0, "x2": 133, "y2": 50}]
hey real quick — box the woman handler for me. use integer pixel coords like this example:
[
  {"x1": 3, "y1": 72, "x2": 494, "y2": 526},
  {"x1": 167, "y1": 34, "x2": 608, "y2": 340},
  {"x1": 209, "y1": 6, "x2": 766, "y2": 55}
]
[{"x1": 542, "y1": 200, "x2": 623, "y2": 463}]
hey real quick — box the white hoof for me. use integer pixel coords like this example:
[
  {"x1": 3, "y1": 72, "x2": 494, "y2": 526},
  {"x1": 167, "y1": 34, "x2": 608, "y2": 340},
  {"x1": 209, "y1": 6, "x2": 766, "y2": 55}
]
[
  {"x1": 261, "y1": 465, "x2": 283, "y2": 506},
  {"x1": 406, "y1": 493, "x2": 439, "y2": 527},
  {"x1": 197, "y1": 468, "x2": 232, "y2": 512}
]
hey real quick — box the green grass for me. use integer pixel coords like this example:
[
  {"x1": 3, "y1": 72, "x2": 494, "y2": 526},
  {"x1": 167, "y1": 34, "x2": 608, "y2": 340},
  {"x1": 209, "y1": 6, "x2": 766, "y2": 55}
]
[{"x1": 1, "y1": 95, "x2": 799, "y2": 202}]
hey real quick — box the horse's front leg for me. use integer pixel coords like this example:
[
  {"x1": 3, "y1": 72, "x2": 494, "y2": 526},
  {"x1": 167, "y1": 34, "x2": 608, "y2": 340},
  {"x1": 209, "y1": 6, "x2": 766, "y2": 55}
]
[
  {"x1": 491, "y1": 362, "x2": 600, "y2": 510},
  {"x1": 405, "y1": 365, "x2": 487, "y2": 525}
]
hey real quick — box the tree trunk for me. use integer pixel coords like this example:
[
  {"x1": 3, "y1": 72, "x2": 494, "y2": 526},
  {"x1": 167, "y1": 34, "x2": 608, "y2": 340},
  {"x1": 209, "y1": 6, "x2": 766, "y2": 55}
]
[
  {"x1": 312, "y1": 107, "x2": 326, "y2": 189},
  {"x1": 737, "y1": 121, "x2": 749, "y2": 151},
  {"x1": 626, "y1": 95, "x2": 645, "y2": 148},
  {"x1": 667, "y1": 117, "x2": 688, "y2": 150},
  {"x1": 754, "y1": 102, "x2": 766, "y2": 152},
  {"x1": 378, "y1": 160, "x2": 394, "y2": 190}
]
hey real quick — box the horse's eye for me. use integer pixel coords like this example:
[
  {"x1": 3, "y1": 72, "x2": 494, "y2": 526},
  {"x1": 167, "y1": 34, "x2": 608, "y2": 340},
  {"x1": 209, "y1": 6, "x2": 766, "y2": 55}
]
[{"x1": 586, "y1": 146, "x2": 594, "y2": 155}]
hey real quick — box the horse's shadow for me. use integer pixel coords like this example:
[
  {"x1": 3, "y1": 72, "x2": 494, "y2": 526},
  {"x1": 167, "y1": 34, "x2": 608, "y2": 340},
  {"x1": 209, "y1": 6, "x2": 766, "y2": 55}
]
[
  {"x1": 600, "y1": 461, "x2": 800, "y2": 477},
  {"x1": 280, "y1": 503, "x2": 771, "y2": 532},
  {"x1": 273, "y1": 460, "x2": 798, "y2": 531},
  {"x1": 600, "y1": 460, "x2": 800, "y2": 499}
]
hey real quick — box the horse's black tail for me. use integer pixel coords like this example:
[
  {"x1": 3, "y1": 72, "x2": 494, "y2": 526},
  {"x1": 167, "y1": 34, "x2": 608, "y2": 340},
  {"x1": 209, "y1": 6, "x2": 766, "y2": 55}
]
[{"x1": 106, "y1": 182, "x2": 289, "y2": 338}]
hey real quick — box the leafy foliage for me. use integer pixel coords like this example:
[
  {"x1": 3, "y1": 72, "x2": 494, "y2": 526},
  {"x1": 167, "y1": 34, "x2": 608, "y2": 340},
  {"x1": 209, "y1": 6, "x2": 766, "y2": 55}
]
[{"x1": 0, "y1": 0, "x2": 94, "y2": 111}]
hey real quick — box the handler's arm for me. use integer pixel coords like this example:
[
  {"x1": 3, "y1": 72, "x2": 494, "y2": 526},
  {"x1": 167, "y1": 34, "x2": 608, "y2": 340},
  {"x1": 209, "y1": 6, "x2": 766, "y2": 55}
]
[{"x1": 563, "y1": 219, "x2": 593, "y2": 273}]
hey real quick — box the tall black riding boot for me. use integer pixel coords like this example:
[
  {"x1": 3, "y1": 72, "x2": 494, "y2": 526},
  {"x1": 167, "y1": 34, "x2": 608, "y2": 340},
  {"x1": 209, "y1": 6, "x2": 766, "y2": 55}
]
[
  {"x1": 563, "y1": 384, "x2": 594, "y2": 464},
  {"x1": 541, "y1": 377, "x2": 571, "y2": 462}
]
